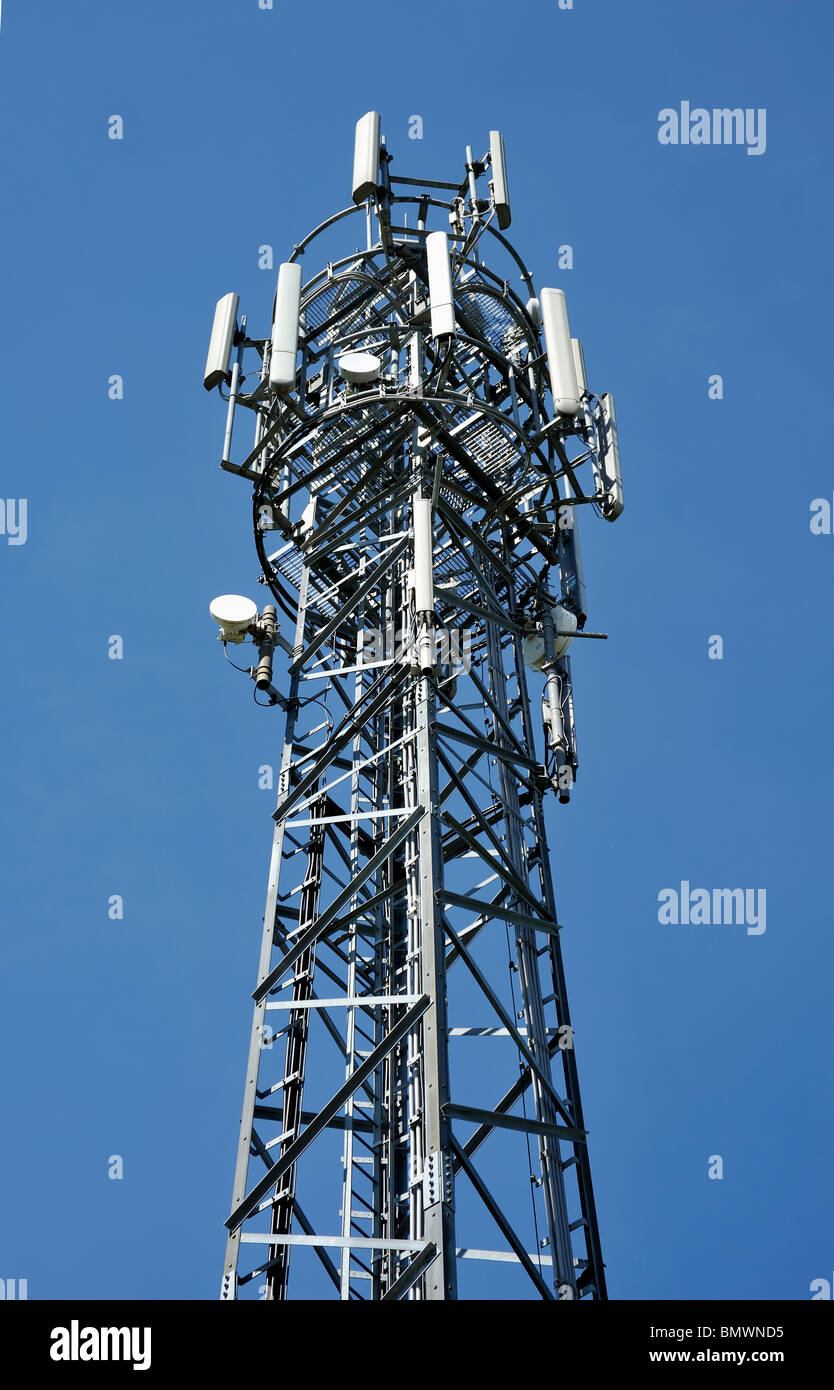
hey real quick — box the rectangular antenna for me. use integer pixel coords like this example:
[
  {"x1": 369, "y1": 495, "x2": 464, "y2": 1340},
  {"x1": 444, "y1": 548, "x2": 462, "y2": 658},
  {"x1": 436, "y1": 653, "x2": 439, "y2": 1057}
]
[
  {"x1": 541, "y1": 288, "x2": 580, "y2": 416},
  {"x1": 269, "y1": 264, "x2": 303, "y2": 391},
  {"x1": 412, "y1": 496, "x2": 435, "y2": 613},
  {"x1": 571, "y1": 338, "x2": 588, "y2": 396},
  {"x1": 597, "y1": 393, "x2": 624, "y2": 520},
  {"x1": 489, "y1": 130, "x2": 511, "y2": 230},
  {"x1": 352, "y1": 111, "x2": 381, "y2": 204},
  {"x1": 204, "y1": 292, "x2": 239, "y2": 390},
  {"x1": 426, "y1": 231, "x2": 455, "y2": 339}
]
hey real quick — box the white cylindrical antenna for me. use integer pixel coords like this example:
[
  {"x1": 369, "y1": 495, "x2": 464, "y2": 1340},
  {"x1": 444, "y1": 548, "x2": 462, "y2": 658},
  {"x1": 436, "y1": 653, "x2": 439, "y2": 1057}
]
[
  {"x1": 541, "y1": 287, "x2": 580, "y2": 416},
  {"x1": 598, "y1": 393, "x2": 624, "y2": 520},
  {"x1": 413, "y1": 497, "x2": 435, "y2": 614},
  {"x1": 489, "y1": 130, "x2": 511, "y2": 230},
  {"x1": 352, "y1": 111, "x2": 381, "y2": 204},
  {"x1": 269, "y1": 263, "x2": 303, "y2": 391},
  {"x1": 426, "y1": 231, "x2": 455, "y2": 340},
  {"x1": 571, "y1": 338, "x2": 588, "y2": 397},
  {"x1": 526, "y1": 296, "x2": 541, "y2": 328},
  {"x1": 204, "y1": 292, "x2": 239, "y2": 391},
  {"x1": 413, "y1": 496, "x2": 435, "y2": 673}
]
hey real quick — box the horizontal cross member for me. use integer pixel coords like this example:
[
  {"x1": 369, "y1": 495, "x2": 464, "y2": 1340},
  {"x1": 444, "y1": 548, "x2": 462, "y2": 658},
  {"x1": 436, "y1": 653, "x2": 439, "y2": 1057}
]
[
  {"x1": 445, "y1": 1102, "x2": 585, "y2": 1144},
  {"x1": 440, "y1": 889, "x2": 560, "y2": 936}
]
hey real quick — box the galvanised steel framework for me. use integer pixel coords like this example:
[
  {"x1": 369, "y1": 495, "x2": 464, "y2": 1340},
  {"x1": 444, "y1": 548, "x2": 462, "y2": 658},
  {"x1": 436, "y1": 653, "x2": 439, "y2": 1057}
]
[{"x1": 207, "y1": 115, "x2": 622, "y2": 1301}]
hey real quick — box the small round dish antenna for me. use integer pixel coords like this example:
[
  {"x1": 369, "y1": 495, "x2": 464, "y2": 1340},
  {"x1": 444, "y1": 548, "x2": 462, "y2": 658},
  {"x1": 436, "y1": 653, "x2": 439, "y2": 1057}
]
[
  {"x1": 337, "y1": 351, "x2": 382, "y2": 384},
  {"x1": 209, "y1": 594, "x2": 258, "y2": 644}
]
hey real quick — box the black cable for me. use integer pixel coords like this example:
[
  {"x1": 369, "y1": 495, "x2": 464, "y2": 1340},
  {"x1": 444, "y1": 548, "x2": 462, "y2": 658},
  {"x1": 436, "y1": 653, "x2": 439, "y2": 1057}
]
[{"x1": 223, "y1": 644, "x2": 253, "y2": 675}]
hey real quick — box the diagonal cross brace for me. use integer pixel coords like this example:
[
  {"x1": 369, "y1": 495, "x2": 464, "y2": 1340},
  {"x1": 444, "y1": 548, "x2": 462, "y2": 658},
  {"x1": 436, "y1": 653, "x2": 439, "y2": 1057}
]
[
  {"x1": 379, "y1": 1241, "x2": 439, "y2": 1301},
  {"x1": 273, "y1": 663, "x2": 410, "y2": 824},
  {"x1": 254, "y1": 806, "x2": 425, "y2": 1003},
  {"x1": 439, "y1": 810, "x2": 545, "y2": 919},
  {"x1": 226, "y1": 993, "x2": 430, "y2": 1232},
  {"x1": 289, "y1": 534, "x2": 410, "y2": 675},
  {"x1": 441, "y1": 889, "x2": 560, "y2": 937},
  {"x1": 441, "y1": 912, "x2": 574, "y2": 1128},
  {"x1": 449, "y1": 1137, "x2": 556, "y2": 1301}
]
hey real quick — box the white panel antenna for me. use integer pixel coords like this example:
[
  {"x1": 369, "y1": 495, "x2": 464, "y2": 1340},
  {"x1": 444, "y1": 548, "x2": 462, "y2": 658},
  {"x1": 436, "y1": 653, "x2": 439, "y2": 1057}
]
[
  {"x1": 269, "y1": 263, "x2": 303, "y2": 391},
  {"x1": 597, "y1": 393, "x2": 623, "y2": 520},
  {"x1": 540, "y1": 287, "x2": 580, "y2": 416},
  {"x1": 352, "y1": 111, "x2": 381, "y2": 204},
  {"x1": 426, "y1": 231, "x2": 455, "y2": 340},
  {"x1": 412, "y1": 497, "x2": 435, "y2": 614},
  {"x1": 204, "y1": 293, "x2": 239, "y2": 391},
  {"x1": 571, "y1": 338, "x2": 588, "y2": 397},
  {"x1": 489, "y1": 131, "x2": 511, "y2": 230},
  {"x1": 413, "y1": 495, "x2": 435, "y2": 673}
]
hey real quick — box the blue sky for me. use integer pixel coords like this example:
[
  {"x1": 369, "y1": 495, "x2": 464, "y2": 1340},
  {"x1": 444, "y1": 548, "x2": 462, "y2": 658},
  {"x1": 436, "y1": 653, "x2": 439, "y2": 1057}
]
[{"x1": 1, "y1": 0, "x2": 832, "y2": 1300}]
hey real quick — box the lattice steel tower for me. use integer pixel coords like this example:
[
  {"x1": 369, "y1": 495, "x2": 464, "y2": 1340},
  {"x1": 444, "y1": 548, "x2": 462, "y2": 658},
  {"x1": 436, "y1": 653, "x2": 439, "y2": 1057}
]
[{"x1": 205, "y1": 113, "x2": 623, "y2": 1301}]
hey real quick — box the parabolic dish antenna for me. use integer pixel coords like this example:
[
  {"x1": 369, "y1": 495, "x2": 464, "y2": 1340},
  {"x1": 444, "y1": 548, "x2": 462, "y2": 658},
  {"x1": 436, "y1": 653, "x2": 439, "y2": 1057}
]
[{"x1": 336, "y1": 351, "x2": 382, "y2": 384}]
